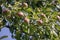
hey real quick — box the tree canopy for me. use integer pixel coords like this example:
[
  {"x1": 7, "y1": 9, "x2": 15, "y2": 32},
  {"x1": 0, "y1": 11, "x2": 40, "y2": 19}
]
[{"x1": 0, "y1": 0, "x2": 60, "y2": 40}]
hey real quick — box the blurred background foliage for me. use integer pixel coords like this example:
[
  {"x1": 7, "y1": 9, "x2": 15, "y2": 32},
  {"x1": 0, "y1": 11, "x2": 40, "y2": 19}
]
[{"x1": 0, "y1": 0, "x2": 60, "y2": 40}]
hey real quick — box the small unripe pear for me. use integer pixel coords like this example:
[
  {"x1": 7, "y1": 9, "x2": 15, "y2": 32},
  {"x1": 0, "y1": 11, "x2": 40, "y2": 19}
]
[
  {"x1": 23, "y1": 2, "x2": 28, "y2": 8},
  {"x1": 2, "y1": 8, "x2": 10, "y2": 13},
  {"x1": 57, "y1": 16, "x2": 60, "y2": 20},
  {"x1": 37, "y1": 19, "x2": 43, "y2": 24},
  {"x1": 41, "y1": 13, "x2": 46, "y2": 17},
  {"x1": 17, "y1": 11, "x2": 24, "y2": 17},
  {"x1": 24, "y1": 17, "x2": 30, "y2": 23}
]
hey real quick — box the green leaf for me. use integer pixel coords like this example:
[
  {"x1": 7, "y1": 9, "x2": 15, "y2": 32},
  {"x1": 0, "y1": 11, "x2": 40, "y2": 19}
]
[{"x1": 0, "y1": 36, "x2": 8, "y2": 39}]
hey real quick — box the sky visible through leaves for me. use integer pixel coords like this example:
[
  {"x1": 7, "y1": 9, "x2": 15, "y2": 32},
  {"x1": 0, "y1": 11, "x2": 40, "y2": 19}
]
[{"x1": 0, "y1": 27, "x2": 16, "y2": 40}]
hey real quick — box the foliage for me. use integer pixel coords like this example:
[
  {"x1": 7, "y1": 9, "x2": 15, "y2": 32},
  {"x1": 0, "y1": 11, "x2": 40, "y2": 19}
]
[
  {"x1": 0, "y1": 36, "x2": 8, "y2": 40},
  {"x1": 0, "y1": 0, "x2": 60, "y2": 40}
]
